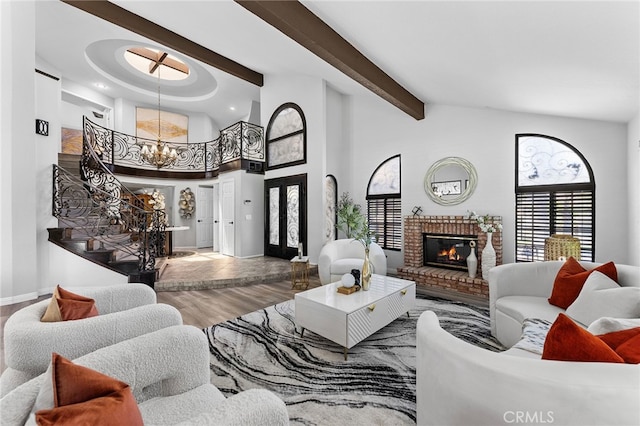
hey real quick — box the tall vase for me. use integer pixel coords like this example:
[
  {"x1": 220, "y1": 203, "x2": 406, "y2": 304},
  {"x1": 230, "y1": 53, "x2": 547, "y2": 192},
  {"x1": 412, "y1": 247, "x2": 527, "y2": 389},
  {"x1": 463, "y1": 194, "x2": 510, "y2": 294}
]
[
  {"x1": 466, "y1": 241, "x2": 477, "y2": 279},
  {"x1": 361, "y1": 247, "x2": 372, "y2": 291},
  {"x1": 482, "y1": 232, "x2": 496, "y2": 280}
]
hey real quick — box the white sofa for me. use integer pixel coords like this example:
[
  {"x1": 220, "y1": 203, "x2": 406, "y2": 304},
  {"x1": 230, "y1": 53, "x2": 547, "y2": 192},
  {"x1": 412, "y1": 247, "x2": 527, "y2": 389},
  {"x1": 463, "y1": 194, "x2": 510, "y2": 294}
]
[
  {"x1": 416, "y1": 311, "x2": 640, "y2": 426},
  {"x1": 1, "y1": 284, "x2": 183, "y2": 397},
  {"x1": 0, "y1": 325, "x2": 289, "y2": 426},
  {"x1": 489, "y1": 261, "x2": 640, "y2": 347},
  {"x1": 318, "y1": 239, "x2": 387, "y2": 285}
]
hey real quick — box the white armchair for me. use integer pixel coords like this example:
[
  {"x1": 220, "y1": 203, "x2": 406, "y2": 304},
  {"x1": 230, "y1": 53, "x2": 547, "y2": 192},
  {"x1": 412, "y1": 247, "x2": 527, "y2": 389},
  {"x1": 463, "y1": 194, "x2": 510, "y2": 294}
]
[
  {"x1": 1, "y1": 284, "x2": 183, "y2": 397},
  {"x1": 318, "y1": 239, "x2": 387, "y2": 285},
  {"x1": 0, "y1": 325, "x2": 289, "y2": 426},
  {"x1": 416, "y1": 311, "x2": 640, "y2": 426}
]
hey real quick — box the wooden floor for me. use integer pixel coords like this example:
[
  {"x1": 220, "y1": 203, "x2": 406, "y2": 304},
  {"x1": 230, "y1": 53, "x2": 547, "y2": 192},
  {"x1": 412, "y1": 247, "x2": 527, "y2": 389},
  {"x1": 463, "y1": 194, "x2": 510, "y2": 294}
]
[
  {"x1": 0, "y1": 276, "x2": 322, "y2": 373},
  {"x1": 156, "y1": 275, "x2": 322, "y2": 328}
]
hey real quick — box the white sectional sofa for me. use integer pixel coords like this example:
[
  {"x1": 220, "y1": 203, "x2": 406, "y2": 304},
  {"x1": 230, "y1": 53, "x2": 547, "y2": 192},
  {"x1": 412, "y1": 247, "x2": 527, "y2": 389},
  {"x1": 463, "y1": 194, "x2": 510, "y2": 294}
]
[
  {"x1": 416, "y1": 260, "x2": 640, "y2": 425},
  {"x1": 489, "y1": 260, "x2": 640, "y2": 347},
  {"x1": 416, "y1": 311, "x2": 640, "y2": 426},
  {"x1": 0, "y1": 326, "x2": 289, "y2": 426},
  {"x1": 1, "y1": 284, "x2": 183, "y2": 397}
]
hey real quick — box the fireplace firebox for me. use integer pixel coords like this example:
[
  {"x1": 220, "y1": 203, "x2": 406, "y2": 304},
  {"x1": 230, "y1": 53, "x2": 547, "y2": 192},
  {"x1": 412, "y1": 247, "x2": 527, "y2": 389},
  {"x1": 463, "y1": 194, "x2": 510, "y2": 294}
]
[{"x1": 423, "y1": 233, "x2": 478, "y2": 271}]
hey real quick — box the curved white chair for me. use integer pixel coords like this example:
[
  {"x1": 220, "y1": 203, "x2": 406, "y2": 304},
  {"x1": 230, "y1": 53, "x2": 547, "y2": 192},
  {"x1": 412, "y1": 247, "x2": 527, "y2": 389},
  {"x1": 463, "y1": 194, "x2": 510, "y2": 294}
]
[
  {"x1": 416, "y1": 311, "x2": 640, "y2": 426},
  {"x1": 318, "y1": 239, "x2": 387, "y2": 285},
  {"x1": 1, "y1": 326, "x2": 289, "y2": 426},
  {"x1": 1, "y1": 284, "x2": 183, "y2": 397}
]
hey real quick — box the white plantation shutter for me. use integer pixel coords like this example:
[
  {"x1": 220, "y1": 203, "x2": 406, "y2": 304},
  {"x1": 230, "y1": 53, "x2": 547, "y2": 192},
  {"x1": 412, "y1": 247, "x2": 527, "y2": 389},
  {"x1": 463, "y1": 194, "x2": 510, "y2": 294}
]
[{"x1": 515, "y1": 135, "x2": 595, "y2": 262}]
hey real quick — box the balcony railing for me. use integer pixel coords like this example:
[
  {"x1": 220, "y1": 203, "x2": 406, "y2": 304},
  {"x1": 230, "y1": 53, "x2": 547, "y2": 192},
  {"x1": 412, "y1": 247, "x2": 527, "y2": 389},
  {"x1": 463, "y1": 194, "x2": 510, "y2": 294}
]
[{"x1": 83, "y1": 116, "x2": 264, "y2": 178}]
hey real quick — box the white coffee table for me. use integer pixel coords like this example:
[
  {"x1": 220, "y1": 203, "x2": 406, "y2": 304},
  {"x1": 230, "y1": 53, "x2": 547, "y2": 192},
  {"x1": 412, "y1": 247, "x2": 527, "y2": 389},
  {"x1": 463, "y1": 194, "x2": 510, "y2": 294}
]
[{"x1": 294, "y1": 274, "x2": 416, "y2": 360}]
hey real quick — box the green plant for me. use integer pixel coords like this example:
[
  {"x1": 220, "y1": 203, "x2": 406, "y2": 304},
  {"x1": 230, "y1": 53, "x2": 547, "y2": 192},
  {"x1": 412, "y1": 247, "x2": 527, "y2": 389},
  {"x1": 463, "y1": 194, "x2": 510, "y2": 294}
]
[
  {"x1": 336, "y1": 192, "x2": 365, "y2": 238},
  {"x1": 336, "y1": 192, "x2": 377, "y2": 247}
]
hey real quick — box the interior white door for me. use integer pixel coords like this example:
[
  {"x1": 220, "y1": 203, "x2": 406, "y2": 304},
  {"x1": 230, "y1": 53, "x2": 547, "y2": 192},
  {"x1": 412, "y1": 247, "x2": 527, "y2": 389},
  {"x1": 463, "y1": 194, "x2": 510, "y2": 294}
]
[
  {"x1": 212, "y1": 183, "x2": 220, "y2": 252},
  {"x1": 221, "y1": 179, "x2": 235, "y2": 256},
  {"x1": 196, "y1": 186, "x2": 214, "y2": 248}
]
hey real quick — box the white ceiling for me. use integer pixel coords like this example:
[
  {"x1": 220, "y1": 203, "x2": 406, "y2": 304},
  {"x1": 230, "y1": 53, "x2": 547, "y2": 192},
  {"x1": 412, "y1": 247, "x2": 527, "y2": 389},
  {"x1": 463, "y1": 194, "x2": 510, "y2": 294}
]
[{"x1": 36, "y1": 1, "x2": 639, "y2": 127}]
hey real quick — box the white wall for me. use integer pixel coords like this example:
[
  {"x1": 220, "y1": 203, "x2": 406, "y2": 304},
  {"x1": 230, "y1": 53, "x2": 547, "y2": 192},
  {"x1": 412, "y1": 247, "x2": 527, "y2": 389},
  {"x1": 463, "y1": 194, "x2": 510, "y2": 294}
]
[
  {"x1": 261, "y1": 74, "x2": 327, "y2": 263},
  {"x1": 0, "y1": 1, "x2": 39, "y2": 305},
  {"x1": 237, "y1": 171, "x2": 265, "y2": 258},
  {"x1": 628, "y1": 111, "x2": 640, "y2": 266},
  {"x1": 35, "y1": 61, "x2": 62, "y2": 302},
  {"x1": 348, "y1": 97, "x2": 629, "y2": 270}
]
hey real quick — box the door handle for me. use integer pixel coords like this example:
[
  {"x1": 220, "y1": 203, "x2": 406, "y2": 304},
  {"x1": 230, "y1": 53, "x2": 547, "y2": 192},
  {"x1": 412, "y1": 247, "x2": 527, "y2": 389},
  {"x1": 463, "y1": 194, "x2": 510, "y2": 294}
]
[
  {"x1": 229, "y1": 221, "x2": 234, "y2": 225},
  {"x1": 197, "y1": 220, "x2": 203, "y2": 222},
  {"x1": 214, "y1": 220, "x2": 218, "y2": 223}
]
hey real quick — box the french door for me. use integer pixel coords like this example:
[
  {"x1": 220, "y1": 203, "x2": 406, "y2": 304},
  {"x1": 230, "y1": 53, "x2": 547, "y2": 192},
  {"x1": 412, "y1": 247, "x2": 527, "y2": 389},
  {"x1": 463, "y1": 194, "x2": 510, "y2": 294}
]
[{"x1": 264, "y1": 174, "x2": 307, "y2": 259}]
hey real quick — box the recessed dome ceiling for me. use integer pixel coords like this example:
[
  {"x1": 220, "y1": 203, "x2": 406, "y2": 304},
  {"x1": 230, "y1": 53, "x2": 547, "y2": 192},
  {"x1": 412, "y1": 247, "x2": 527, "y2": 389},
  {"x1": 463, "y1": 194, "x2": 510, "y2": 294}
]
[{"x1": 85, "y1": 39, "x2": 217, "y2": 101}]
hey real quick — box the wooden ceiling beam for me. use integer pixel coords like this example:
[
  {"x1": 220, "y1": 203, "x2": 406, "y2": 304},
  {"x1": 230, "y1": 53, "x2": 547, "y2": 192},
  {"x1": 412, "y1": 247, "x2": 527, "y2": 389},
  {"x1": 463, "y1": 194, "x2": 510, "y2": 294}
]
[
  {"x1": 235, "y1": 0, "x2": 425, "y2": 120},
  {"x1": 61, "y1": 0, "x2": 264, "y2": 86}
]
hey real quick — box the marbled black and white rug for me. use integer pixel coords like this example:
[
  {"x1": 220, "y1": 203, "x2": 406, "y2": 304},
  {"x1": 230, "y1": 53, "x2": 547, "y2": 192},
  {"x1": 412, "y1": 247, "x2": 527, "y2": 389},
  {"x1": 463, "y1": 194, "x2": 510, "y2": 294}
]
[{"x1": 203, "y1": 295, "x2": 503, "y2": 425}]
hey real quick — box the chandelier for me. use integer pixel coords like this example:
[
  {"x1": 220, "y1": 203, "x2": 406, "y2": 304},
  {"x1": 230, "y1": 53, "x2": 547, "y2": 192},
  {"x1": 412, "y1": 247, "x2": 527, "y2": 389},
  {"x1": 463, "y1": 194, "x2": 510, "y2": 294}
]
[{"x1": 140, "y1": 60, "x2": 178, "y2": 168}]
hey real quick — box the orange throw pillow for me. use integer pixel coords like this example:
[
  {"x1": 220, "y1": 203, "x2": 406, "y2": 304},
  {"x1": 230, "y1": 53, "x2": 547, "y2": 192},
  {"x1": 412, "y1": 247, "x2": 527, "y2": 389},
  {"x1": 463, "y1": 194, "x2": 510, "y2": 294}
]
[
  {"x1": 598, "y1": 327, "x2": 640, "y2": 364},
  {"x1": 35, "y1": 353, "x2": 143, "y2": 426},
  {"x1": 542, "y1": 314, "x2": 624, "y2": 363},
  {"x1": 41, "y1": 285, "x2": 99, "y2": 322},
  {"x1": 547, "y1": 257, "x2": 618, "y2": 309},
  {"x1": 615, "y1": 334, "x2": 640, "y2": 364}
]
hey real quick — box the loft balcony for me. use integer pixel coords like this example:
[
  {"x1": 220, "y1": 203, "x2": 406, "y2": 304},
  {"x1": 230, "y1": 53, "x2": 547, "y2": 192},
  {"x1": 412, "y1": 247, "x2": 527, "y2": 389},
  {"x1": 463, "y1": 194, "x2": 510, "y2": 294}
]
[{"x1": 83, "y1": 117, "x2": 265, "y2": 179}]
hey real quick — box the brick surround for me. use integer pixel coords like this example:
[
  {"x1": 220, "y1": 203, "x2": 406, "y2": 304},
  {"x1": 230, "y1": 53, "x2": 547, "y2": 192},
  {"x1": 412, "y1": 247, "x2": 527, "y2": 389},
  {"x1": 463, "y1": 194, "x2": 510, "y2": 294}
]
[{"x1": 397, "y1": 215, "x2": 502, "y2": 299}]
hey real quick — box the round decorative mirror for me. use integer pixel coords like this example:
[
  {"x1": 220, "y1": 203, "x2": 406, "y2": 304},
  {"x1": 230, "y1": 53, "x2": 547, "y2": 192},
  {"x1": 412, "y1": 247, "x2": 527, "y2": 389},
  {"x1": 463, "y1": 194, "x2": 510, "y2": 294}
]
[{"x1": 424, "y1": 157, "x2": 477, "y2": 206}]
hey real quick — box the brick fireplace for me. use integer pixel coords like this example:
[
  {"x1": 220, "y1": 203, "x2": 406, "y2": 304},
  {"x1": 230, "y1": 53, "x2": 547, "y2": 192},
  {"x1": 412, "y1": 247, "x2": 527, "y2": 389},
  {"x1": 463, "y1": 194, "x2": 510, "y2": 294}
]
[{"x1": 397, "y1": 215, "x2": 503, "y2": 299}]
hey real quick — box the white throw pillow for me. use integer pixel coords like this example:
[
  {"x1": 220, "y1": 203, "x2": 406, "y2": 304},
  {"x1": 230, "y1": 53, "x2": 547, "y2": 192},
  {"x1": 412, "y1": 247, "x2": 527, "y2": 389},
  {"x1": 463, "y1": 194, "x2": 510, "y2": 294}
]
[
  {"x1": 587, "y1": 317, "x2": 640, "y2": 335},
  {"x1": 566, "y1": 271, "x2": 640, "y2": 327},
  {"x1": 24, "y1": 362, "x2": 54, "y2": 425}
]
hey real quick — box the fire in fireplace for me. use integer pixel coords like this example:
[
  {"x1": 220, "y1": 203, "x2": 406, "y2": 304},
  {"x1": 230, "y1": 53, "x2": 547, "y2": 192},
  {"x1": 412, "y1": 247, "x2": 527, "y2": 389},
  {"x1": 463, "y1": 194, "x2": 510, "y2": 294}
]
[{"x1": 423, "y1": 233, "x2": 478, "y2": 271}]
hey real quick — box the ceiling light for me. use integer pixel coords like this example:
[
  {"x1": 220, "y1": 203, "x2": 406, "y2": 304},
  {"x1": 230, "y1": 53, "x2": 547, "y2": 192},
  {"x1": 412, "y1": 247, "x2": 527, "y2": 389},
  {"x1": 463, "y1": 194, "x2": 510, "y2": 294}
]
[
  {"x1": 95, "y1": 83, "x2": 108, "y2": 89},
  {"x1": 229, "y1": 106, "x2": 236, "y2": 111},
  {"x1": 125, "y1": 47, "x2": 189, "y2": 81},
  {"x1": 139, "y1": 68, "x2": 179, "y2": 169}
]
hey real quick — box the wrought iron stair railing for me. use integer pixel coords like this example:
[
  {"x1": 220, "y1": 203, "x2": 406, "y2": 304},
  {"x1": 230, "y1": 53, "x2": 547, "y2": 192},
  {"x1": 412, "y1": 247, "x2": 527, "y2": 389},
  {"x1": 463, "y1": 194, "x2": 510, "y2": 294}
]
[
  {"x1": 83, "y1": 116, "x2": 265, "y2": 177},
  {"x1": 52, "y1": 164, "x2": 166, "y2": 282}
]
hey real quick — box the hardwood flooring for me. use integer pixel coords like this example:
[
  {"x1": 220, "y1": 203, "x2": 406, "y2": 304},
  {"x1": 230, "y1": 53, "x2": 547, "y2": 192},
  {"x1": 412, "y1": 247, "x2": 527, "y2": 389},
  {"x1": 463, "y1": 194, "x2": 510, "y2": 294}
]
[
  {"x1": 0, "y1": 276, "x2": 321, "y2": 373},
  {"x1": 156, "y1": 276, "x2": 322, "y2": 328}
]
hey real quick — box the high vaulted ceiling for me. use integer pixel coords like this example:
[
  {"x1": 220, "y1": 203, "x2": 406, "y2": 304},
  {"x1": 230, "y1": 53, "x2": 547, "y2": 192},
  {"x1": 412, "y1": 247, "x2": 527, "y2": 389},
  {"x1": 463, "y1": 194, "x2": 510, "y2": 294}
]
[{"x1": 37, "y1": 1, "x2": 639, "y2": 127}]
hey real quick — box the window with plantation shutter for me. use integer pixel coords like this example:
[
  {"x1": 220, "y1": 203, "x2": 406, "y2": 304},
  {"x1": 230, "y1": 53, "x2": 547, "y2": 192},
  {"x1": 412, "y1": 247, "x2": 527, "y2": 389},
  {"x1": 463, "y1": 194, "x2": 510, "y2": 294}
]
[
  {"x1": 366, "y1": 155, "x2": 401, "y2": 251},
  {"x1": 515, "y1": 134, "x2": 595, "y2": 262}
]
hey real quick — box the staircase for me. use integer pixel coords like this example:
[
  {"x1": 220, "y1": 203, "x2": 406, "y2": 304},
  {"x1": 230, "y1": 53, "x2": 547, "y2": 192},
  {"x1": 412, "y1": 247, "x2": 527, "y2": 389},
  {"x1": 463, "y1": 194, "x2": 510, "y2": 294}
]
[{"x1": 49, "y1": 127, "x2": 164, "y2": 287}]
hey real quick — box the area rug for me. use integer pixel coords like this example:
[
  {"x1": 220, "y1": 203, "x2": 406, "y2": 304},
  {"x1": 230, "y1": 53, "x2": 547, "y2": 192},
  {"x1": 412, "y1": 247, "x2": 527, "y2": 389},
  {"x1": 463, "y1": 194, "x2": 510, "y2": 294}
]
[{"x1": 203, "y1": 295, "x2": 503, "y2": 425}]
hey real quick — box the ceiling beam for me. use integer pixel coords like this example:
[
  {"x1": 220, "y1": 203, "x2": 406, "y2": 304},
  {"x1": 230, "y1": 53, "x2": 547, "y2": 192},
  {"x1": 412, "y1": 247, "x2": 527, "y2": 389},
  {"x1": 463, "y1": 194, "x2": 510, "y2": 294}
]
[
  {"x1": 235, "y1": 0, "x2": 425, "y2": 120},
  {"x1": 61, "y1": 0, "x2": 264, "y2": 86}
]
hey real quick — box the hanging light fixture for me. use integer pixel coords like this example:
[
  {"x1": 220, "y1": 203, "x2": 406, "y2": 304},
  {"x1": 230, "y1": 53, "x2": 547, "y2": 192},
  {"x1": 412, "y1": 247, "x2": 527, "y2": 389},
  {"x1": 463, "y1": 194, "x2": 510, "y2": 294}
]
[{"x1": 140, "y1": 55, "x2": 178, "y2": 168}]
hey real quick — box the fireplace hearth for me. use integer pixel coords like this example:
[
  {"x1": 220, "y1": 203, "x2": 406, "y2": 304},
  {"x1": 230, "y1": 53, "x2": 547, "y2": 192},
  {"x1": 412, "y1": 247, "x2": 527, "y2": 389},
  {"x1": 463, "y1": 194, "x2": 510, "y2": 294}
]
[{"x1": 423, "y1": 233, "x2": 478, "y2": 271}]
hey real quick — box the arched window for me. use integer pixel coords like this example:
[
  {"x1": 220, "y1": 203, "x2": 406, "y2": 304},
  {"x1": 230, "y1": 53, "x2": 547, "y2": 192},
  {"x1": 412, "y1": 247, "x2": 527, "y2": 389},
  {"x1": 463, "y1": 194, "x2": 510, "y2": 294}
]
[
  {"x1": 366, "y1": 155, "x2": 401, "y2": 250},
  {"x1": 324, "y1": 174, "x2": 338, "y2": 243},
  {"x1": 516, "y1": 134, "x2": 595, "y2": 262},
  {"x1": 265, "y1": 103, "x2": 306, "y2": 170}
]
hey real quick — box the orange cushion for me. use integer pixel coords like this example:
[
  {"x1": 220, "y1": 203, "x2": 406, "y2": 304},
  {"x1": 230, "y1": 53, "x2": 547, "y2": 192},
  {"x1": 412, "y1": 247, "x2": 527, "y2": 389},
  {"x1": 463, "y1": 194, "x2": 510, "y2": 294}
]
[
  {"x1": 616, "y1": 334, "x2": 640, "y2": 364},
  {"x1": 598, "y1": 327, "x2": 640, "y2": 364},
  {"x1": 41, "y1": 285, "x2": 99, "y2": 322},
  {"x1": 547, "y1": 257, "x2": 617, "y2": 309},
  {"x1": 542, "y1": 314, "x2": 624, "y2": 363},
  {"x1": 35, "y1": 353, "x2": 143, "y2": 426}
]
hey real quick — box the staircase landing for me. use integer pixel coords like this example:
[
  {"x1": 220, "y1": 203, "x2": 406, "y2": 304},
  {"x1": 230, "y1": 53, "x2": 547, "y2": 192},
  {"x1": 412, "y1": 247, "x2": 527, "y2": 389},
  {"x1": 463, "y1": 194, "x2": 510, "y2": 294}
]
[{"x1": 155, "y1": 249, "x2": 318, "y2": 291}]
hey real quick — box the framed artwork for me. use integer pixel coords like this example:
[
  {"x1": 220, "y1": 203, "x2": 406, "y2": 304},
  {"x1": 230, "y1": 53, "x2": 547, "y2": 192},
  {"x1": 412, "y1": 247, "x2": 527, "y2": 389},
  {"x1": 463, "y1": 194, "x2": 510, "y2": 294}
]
[
  {"x1": 136, "y1": 107, "x2": 188, "y2": 143},
  {"x1": 61, "y1": 127, "x2": 83, "y2": 154},
  {"x1": 431, "y1": 180, "x2": 462, "y2": 196}
]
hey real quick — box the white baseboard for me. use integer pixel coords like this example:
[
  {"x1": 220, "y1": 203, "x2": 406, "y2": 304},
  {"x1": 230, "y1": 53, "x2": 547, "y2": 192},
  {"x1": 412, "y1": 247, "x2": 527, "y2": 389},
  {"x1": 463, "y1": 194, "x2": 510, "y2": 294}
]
[{"x1": 0, "y1": 292, "x2": 39, "y2": 307}]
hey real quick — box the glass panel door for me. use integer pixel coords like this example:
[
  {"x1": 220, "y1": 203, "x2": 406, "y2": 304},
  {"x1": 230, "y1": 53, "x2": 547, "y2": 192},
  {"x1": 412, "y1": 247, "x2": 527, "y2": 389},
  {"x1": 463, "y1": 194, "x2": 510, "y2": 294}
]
[{"x1": 264, "y1": 174, "x2": 306, "y2": 259}]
